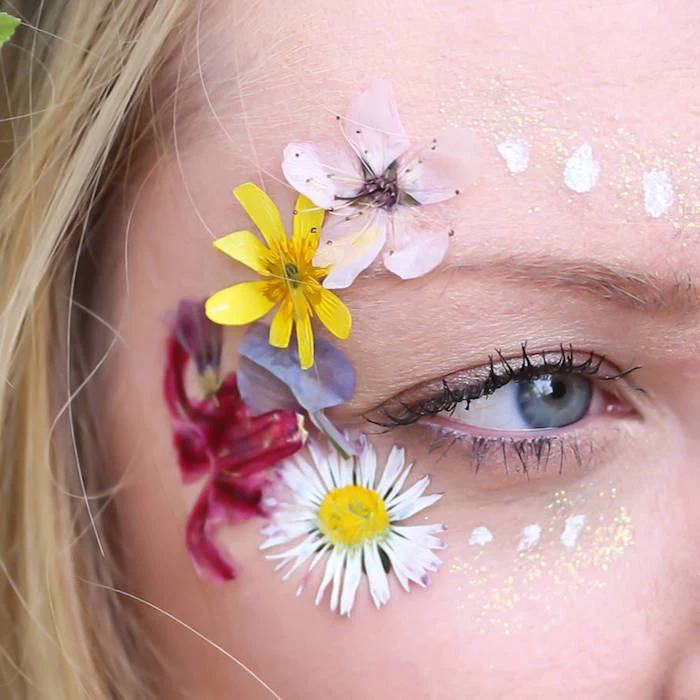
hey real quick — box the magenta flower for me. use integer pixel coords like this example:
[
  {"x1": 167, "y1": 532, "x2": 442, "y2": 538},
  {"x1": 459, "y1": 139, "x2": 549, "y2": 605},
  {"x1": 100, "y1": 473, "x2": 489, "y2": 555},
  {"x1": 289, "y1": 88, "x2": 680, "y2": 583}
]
[
  {"x1": 282, "y1": 79, "x2": 482, "y2": 288},
  {"x1": 164, "y1": 300, "x2": 306, "y2": 582}
]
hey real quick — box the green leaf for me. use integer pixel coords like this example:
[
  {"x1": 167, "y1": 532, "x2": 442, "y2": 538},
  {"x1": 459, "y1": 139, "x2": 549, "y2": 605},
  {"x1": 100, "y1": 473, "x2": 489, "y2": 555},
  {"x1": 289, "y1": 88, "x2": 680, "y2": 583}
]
[{"x1": 0, "y1": 13, "x2": 20, "y2": 48}]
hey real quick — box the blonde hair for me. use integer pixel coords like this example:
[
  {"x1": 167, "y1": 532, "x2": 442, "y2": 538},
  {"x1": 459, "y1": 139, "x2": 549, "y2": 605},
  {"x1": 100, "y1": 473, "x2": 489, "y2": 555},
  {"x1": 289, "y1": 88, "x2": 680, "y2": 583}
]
[{"x1": 0, "y1": 1, "x2": 194, "y2": 696}]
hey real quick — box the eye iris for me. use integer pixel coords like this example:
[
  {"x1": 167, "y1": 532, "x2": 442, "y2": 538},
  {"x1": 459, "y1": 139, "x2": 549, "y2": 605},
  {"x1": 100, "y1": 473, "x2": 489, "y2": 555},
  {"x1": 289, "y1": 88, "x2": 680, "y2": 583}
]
[{"x1": 516, "y1": 373, "x2": 592, "y2": 429}]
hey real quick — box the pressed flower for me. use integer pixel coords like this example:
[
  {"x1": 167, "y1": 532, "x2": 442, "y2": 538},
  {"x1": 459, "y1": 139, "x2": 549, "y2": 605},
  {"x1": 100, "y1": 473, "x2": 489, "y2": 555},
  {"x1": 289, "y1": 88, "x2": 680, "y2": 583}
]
[
  {"x1": 260, "y1": 437, "x2": 447, "y2": 616},
  {"x1": 171, "y1": 299, "x2": 223, "y2": 397},
  {"x1": 237, "y1": 322, "x2": 356, "y2": 458},
  {"x1": 282, "y1": 78, "x2": 482, "y2": 288},
  {"x1": 164, "y1": 299, "x2": 306, "y2": 582},
  {"x1": 205, "y1": 182, "x2": 352, "y2": 369}
]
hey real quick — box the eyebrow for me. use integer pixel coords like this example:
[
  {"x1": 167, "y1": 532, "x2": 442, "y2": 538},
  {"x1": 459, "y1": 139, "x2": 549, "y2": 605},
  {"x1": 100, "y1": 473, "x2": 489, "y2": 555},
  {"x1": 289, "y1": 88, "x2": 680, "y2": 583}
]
[{"x1": 381, "y1": 256, "x2": 699, "y2": 315}]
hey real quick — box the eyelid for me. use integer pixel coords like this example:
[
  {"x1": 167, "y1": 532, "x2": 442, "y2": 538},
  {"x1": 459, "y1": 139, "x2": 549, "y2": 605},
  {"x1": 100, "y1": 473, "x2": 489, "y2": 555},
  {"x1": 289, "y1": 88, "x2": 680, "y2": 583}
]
[{"x1": 364, "y1": 346, "x2": 641, "y2": 429}]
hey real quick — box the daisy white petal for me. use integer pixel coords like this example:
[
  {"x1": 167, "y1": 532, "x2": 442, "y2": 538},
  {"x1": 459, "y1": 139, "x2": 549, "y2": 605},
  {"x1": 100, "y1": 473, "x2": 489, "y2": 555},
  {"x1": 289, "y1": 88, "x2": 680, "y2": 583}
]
[
  {"x1": 339, "y1": 549, "x2": 363, "y2": 616},
  {"x1": 376, "y1": 445, "x2": 408, "y2": 495},
  {"x1": 315, "y1": 546, "x2": 343, "y2": 607},
  {"x1": 389, "y1": 492, "x2": 444, "y2": 521},
  {"x1": 261, "y1": 438, "x2": 445, "y2": 616},
  {"x1": 364, "y1": 542, "x2": 391, "y2": 608}
]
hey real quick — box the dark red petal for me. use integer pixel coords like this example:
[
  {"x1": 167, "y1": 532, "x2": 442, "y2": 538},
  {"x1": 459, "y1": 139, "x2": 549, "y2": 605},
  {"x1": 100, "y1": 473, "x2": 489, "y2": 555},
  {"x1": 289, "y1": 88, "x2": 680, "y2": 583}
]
[
  {"x1": 185, "y1": 482, "x2": 237, "y2": 583},
  {"x1": 186, "y1": 473, "x2": 272, "y2": 583},
  {"x1": 211, "y1": 411, "x2": 305, "y2": 476}
]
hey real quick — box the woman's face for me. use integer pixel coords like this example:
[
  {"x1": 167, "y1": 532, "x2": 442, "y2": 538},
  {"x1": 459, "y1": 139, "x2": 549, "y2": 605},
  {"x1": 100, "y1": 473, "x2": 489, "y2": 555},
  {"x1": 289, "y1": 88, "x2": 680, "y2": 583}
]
[{"x1": 101, "y1": 0, "x2": 700, "y2": 696}]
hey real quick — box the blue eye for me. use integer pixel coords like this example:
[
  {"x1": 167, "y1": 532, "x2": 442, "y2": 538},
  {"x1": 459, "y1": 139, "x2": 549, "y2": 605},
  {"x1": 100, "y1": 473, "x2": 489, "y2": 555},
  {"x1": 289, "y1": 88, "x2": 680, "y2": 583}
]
[
  {"x1": 446, "y1": 373, "x2": 595, "y2": 431},
  {"x1": 515, "y1": 374, "x2": 593, "y2": 428}
]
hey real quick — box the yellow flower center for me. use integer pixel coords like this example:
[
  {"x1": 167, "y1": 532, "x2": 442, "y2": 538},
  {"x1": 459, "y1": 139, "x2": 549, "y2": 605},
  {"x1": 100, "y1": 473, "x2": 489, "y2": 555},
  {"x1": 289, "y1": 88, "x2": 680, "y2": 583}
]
[{"x1": 317, "y1": 484, "x2": 390, "y2": 548}]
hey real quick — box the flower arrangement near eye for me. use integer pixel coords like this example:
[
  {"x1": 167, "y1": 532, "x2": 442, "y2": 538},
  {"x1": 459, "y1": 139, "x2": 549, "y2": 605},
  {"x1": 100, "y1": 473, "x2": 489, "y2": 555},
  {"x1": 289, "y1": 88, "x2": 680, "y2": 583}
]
[
  {"x1": 282, "y1": 79, "x2": 482, "y2": 288},
  {"x1": 164, "y1": 300, "x2": 306, "y2": 582},
  {"x1": 205, "y1": 183, "x2": 352, "y2": 370},
  {"x1": 261, "y1": 437, "x2": 446, "y2": 616}
]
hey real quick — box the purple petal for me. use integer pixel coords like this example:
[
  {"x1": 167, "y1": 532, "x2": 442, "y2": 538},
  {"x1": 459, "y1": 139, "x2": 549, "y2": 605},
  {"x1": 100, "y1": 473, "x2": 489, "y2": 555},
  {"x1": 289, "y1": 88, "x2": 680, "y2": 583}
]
[
  {"x1": 383, "y1": 207, "x2": 450, "y2": 279},
  {"x1": 398, "y1": 127, "x2": 482, "y2": 205},
  {"x1": 342, "y1": 79, "x2": 410, "y2": 176},
  {"x1": 238, "y1": 355, "x2": 298, "y2": 415},
  {"x1": 237, "y1": 323, "x2": 355, "y2": 413},
  {"x1": 171, "y1": 299, "x2": 222, "y2": 376}
]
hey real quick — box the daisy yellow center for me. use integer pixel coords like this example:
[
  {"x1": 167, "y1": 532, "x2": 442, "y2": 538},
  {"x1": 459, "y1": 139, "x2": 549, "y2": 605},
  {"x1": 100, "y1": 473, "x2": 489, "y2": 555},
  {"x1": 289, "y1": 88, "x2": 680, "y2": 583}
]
[{"x1": 317, "y1": 484, "x2": 390, "y2": 548}]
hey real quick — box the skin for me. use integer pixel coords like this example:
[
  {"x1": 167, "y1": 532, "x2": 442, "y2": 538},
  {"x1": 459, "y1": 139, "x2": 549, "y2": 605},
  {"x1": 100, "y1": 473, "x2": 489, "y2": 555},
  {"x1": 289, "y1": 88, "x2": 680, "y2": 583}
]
[{"x1": 99, "y1": 1, "x2": 700, "y2": 697}]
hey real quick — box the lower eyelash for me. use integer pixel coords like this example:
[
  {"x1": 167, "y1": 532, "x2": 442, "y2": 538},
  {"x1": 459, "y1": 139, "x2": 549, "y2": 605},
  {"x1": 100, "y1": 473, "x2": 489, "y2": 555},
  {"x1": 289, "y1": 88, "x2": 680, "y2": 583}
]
[{"x1": 423, "y1": 425, "x2": 594, "y2": 476}]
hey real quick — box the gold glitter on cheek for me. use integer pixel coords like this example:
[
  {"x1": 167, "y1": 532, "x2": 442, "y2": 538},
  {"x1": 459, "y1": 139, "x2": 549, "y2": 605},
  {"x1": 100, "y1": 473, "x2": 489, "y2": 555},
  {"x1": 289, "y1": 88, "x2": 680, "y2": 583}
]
[{"x1": 449, "y1": 484, "x2": 635, "y2": 637}]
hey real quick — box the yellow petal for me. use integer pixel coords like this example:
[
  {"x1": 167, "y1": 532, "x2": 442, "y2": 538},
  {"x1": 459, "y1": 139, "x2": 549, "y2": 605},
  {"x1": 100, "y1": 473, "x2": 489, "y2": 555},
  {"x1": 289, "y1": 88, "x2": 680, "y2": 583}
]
[
  {"x1": 295, "y1": 307, "x2": 314, "y2": 370},
  {"x1": 311, "y1": 287, "x2": 352, "y2": 339},
  {"x1": 205, "y1": 280, "x2": 276, "y2": 325},
  {"x1": 212, "y1": 230, "x2": 270, "y2": 274},
  {"x1": 292, "y1": 194, "x2": 324, "y2": 262},
  {"x1": 269, "y1": 298, "x2": 293, "y2": 348},
  {"x1": 233, "y1": 183, "x2": 286, "y2": 251}
]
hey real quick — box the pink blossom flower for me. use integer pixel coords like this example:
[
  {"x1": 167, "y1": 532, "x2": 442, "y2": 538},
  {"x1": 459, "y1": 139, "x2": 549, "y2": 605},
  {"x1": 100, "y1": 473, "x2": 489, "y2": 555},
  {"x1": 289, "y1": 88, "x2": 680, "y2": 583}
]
[
  {"x1": 282, "y1": 79, "x2": 482, "y2": 288},
  {"x1": 164, "y1": 300, "x2": 306, "y2": 582}
]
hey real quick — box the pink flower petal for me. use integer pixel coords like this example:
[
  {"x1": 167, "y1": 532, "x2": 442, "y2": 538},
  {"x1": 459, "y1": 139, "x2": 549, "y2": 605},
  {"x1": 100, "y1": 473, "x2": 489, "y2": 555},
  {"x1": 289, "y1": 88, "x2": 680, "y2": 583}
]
[
  {"x1": 398, "y1": 127, "x2": 482, "y2": 205},
  {"x1": 342, "y1": 79, "x2": 410, "y2": 177},
  {"x1": 314, "y1": 210, "x2": 387, "y2": 289},
  {"x1": 382, "y1": 208, "x2": 450, "y2": 279},
  {"x1": 282, "y1": 142, "x2": 362, "y2": 209}
]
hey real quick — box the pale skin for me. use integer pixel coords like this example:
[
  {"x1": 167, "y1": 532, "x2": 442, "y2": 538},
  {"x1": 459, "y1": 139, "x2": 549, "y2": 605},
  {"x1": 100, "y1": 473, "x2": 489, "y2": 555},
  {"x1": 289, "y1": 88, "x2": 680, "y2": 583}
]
[{"x1": 98, "y1": 1, "x2": 700, "y2": 697}]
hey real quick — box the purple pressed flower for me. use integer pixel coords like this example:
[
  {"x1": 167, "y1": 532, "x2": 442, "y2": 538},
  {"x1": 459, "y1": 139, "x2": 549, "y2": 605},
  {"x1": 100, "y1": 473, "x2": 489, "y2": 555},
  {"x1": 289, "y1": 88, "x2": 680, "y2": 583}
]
[
  {"x1": 237, "y1": 323, "x2": 356, "y2": 457},
  {"x1": 171, "y1": 298, "x2": 223, "y2": 396}
]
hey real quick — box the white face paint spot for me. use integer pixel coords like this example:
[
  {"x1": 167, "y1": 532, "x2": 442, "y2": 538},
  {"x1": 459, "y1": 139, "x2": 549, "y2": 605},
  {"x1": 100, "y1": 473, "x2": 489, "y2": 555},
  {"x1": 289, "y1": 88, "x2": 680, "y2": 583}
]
[
  {"x1": 563, "y1": 143, "x2": 601, "y2": 193},
  {"x1": 497, "y1": 139, "x2": 530, "y2": 174},
  {"x1": 517, "y1": 523, "x2": 542, "y2": 552},
  {"x1": 643, "y1": 168, "x2": 675, "y2": 218},
  {"x1": 560, "y1": 514, "x2": 587, "y2": 548},
  {"x1": 468, "y1": 526, "x2": 494, "y2": 546}
]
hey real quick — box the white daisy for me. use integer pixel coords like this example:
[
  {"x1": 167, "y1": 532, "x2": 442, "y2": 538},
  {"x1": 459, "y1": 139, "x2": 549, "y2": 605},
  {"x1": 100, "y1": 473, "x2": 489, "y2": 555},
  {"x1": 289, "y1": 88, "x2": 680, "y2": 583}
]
[{"x1": 260, "y1": 437, "x2": 446, "y2": 617}]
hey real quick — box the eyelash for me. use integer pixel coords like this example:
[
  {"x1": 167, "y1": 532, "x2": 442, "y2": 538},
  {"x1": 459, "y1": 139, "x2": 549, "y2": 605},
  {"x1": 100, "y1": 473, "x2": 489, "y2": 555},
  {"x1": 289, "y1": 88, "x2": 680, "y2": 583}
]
[{"x1": 364, "y1": 344, "x2": 640, "y2": 474}]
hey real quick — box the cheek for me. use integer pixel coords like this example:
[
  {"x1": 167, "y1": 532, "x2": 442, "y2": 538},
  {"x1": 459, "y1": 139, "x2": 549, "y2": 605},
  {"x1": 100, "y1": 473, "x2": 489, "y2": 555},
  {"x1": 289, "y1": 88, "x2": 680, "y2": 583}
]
[{"x1": 104, "y1": 381, "x2": 673, "y2": 700}]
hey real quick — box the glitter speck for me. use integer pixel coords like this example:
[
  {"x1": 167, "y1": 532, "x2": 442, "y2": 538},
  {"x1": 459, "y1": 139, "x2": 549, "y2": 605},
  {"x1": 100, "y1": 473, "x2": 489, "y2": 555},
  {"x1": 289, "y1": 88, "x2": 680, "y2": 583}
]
[
  {"x1": 643, "y1": 168, "x2": 675, "y2": 218},
  {"x1": 564, "y1": 143, "x2": 601, "y2": 193}
]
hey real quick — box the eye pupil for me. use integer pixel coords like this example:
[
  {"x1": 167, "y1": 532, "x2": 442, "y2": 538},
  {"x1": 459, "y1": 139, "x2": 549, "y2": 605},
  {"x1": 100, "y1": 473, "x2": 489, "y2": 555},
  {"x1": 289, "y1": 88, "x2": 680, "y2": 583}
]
[{"x1": 516, "y1": 373, "x2": 592, "y2": 429}]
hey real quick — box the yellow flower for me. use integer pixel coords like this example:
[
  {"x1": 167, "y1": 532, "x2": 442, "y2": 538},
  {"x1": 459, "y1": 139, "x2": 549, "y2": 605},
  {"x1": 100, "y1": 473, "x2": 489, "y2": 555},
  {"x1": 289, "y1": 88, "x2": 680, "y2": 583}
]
[{"x1": 205, "y1": 183, "x2": 352, "y2": 370}]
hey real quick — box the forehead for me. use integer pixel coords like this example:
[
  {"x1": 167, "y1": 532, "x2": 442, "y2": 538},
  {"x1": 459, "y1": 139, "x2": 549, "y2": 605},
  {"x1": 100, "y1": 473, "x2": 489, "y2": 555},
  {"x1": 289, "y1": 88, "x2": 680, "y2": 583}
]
[{"x1": 175, "y1": 0, "x2": 700, "y2": 272}]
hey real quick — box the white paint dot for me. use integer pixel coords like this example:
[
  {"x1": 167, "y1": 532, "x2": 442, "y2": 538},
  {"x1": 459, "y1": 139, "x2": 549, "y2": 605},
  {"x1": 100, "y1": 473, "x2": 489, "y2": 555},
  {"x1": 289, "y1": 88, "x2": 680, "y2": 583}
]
[
  {"x1": 497, "y1": 139, "x2": 530, "y2": 174},
  {"x1": 468, "y1": 526, "x2": 493, "y2": 546},
  {"x1": 643, "y1": 168, "x2": 674, "y2": 218},
  {"x1": 564, "y1": 143, "x2": 601, "y2": 193},
  {"x1": 560, "y1": 514, "x2": 586, "y2": 548},
  {"x1": 518, "y1": 523, "x2": 542, "y2": 552}
]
